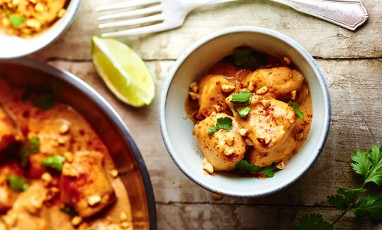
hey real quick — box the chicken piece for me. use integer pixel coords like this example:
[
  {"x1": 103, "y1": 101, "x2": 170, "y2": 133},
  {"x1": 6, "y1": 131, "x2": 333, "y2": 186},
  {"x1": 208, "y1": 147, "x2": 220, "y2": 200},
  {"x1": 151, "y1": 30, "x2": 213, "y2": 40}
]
[
  {"x1": 28, "y1": 119, "x2": 72, "y2": 178},
  {"x1": 60, "y1": 151, "x2": 116, "y2": 218},
  {"x1": 243, "y1": 67, "x2": 304, "y2": 100},
  {"x1": 228, "y1": 97, "x2": 296, "y2": 154},
  {"x1": 198, "y1": 75, "x2": 234, "y2": 117},
  {"x1": 0, "y1": 105, "x2": 22, "y2": 152},
  {"x1": 194, "y1": 113, "x2": 246, "y2": 171},
  {"x1": 1, "y1": 181, "x2": 48, "y2": 230},
  {"x1": 248, "y1": 136, "x2": 297, "y2": 167},
  {"x1": 0, "y1": 163, "x2": 23, "y2": 213}
]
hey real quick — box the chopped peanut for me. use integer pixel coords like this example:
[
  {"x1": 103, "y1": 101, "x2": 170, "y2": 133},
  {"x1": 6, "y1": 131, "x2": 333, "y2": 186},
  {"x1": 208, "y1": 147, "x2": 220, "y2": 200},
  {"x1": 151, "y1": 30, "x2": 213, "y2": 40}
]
[
  {"x1": 284, "y1": 56, "x2": 291, "y2": 65},
  {"x1": 120, "y1": 212, "x2": 128, "y2": 222},
  {"x1": 256, "y1": 86, "x2": 268, "y2": 95},
  {"x1": 202, "y1": 157, "x2": 214, "y2": 174},
  {"x1": 59, "y1": 123, "x2": 70, "y2": 134},
  {"x1": 71, "y1": 216, "x2": 82, "y2": 227},
  {"x1": 63, "y1": 151, "x2": 73, "y2": 163},
  {"x1": 221, "y1": 84, "x2": 235, "y2": 93},
  {"x1": 110, "y1": 169, "x2": 119, "y2": 178},
  {"x1": 189, "y1": 81, "x2": 198, "y2": 93},
  {"x1": 188, "y1": 92, "x2": 199, "y2": 100},
  {"x1": 88, "y1": 195, "x2": 101, "y2": 207},
  {"x1": 247, "y1": 81, "x2": 254, "y2": 91},
  {"x1": 41, "y1": 172, "x2": 53, "y2": 185},
  {"x1": 296, "y1": 132, "x2": 304, "y2": 141},
  {"x1": 276, "y1": 161, "x2": 285, "y2": 170},
  {"x1": 224, "y1": 148, "x2": 234, "y2": 156},
  {"x1": 224, "y1": 136, "x2": 234, "y2": 146},
  {"x1": 291, "y1": 90, "x2": 297, "y2": 100},
  {"x1": 238, "y1": 128, "x2": 247, "y2": 136}
]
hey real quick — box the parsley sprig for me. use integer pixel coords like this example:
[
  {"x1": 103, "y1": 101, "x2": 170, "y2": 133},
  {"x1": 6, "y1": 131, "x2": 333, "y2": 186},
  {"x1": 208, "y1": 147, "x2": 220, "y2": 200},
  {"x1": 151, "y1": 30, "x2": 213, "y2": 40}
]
[
  {"x1": 231, "y1": 91, "x2": 252, "y2": 119},
  {"x1": 296, "y1": 145, "x2": 382, "y2": 229},
  {"x1": 208, "y1": 117, "x2": 233, "y2": 134}
]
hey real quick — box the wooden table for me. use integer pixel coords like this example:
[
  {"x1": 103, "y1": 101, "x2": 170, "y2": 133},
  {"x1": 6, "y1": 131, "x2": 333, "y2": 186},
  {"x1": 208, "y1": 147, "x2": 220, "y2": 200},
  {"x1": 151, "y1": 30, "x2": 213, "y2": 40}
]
[{"x1": 31, "y1": 0, "x2": 382, "y2": 229}]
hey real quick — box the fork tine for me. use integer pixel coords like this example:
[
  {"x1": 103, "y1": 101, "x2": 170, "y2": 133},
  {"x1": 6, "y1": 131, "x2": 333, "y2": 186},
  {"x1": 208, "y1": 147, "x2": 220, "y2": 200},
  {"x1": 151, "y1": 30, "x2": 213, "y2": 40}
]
[
  {"x1": 100, "y1": 23, "x2": 172, "y2": 37},
  {"x1": 95, "y1": 0, "x2": 160, "y2": 12},
  {"x1": 97, "y1": 5, "x2": 162, "y2": 21},
  {"x1": 98, "y1": 14, "x2": 163, "y2": 29}
]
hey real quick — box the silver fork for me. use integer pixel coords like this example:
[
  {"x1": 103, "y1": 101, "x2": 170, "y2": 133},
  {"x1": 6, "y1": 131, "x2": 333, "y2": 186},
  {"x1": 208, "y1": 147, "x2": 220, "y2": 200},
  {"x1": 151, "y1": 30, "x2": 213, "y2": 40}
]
[{"x1": 96, "y1": 0, "x2": 369, "y2": 37}]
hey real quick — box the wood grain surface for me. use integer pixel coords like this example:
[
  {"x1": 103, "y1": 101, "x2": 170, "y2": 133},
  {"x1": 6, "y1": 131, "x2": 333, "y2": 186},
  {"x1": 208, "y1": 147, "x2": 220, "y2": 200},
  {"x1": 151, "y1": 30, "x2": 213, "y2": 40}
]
[{"x1": 30, "y1": 0, "x2": 382, "y2": 229}]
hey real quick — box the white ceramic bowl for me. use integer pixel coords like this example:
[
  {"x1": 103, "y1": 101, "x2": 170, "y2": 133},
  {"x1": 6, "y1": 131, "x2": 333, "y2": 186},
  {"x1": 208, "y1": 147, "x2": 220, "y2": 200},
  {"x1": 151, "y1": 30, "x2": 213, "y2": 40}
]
[
  {"x1": 159, "y1": 26, "x2": 331, "y2": 197},
  {"x1": 0, "y1": 0, "x2": 81, "y2": 59}
]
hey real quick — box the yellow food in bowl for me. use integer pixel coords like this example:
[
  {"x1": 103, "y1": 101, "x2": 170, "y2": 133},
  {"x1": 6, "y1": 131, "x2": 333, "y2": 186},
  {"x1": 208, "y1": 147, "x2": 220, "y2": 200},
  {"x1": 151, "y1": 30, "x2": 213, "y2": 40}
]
[
  {"x1": 0, "y1": 80, "x2": 133, "y2": 229},
  {"x1": 185, "y1": 46, "x2": 312, "y2": 177},
  {"x1": 0, "y1": 0, "x2": 67, "y2": 37}
]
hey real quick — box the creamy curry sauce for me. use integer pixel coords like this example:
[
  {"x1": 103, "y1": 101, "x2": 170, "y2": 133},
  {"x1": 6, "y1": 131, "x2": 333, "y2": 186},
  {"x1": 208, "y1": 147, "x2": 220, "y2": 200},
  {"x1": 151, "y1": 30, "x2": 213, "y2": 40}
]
[
  {"x1": 0, "y1": 80, "x2": 133, "y2": 230},
  {"x1": 186, "y1": 47, "x2": 312, "y2": 177}
]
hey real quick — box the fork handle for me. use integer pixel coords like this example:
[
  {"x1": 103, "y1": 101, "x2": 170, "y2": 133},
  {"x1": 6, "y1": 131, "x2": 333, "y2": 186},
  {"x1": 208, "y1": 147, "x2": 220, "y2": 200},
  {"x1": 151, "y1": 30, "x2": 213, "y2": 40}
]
[{"x1": 270, "y1": 0, "x2": 368, "y2": 31}]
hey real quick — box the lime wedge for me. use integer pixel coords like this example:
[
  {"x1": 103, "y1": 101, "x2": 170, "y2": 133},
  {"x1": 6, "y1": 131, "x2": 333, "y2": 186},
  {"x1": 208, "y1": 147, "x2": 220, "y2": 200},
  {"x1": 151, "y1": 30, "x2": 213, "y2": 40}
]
[{"x1": 91, "y1": 36, "x2": 155, "y2": 107}]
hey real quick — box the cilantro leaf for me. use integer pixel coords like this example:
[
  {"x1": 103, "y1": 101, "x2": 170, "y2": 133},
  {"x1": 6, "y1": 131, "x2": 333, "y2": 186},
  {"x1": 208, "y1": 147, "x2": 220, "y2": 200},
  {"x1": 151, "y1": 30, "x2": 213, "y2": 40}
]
[
  {"x1": 351, "y1": 146, "x2": 382, "y2": 186},
  {"x1": 353, "y1": 193, "x2": 382, "y2": 220},
  {"x1": 231, "y1": 91, "x2": 252, "y2": 104},
  {"x1": 327, "y1": 188, "x2": 365, "y2": 211},
  {"x1": 232, "y1": 46, "x2": 267, "y2": 69},
  {"x1": 208, "y1": 117, "x2": 233, "y2": 134},
  {"x1": 233, "y1": 105, "x2": 250, "y2": 118},
  {"x1": 262, "y1": 163, "x2": 276, "y2": 178},
  {"x1": 32, "y1": 93, "x2": 55, "y2": 111},
  {"x1": 236, "y1": 160, "x2": 261, "y2": 173},
  {"x1": 9, "y1": 14, "x2": 26, "y2": 28},
  {"x1": 296, "y1": 213, "x2": 333, "y2": 230},
  {"x1": 289, "y1": 101, "x2": 304, "y2": 120},
  {"x1": 6, "y1": 175, "x2": 29, "y2": 192},
  {"x1": 60, "y1": 206, "x2": 78, "y2": 217},
  {"x1": 42, "y1": 155, "x2": 66, "y2": 172},
  {"x1": 19, "y1": 136, "x2": 40, "y2": 165}
]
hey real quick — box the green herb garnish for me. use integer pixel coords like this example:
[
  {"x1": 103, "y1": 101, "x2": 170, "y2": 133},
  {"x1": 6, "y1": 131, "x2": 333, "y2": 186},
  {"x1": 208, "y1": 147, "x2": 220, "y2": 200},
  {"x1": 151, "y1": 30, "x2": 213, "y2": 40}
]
[
  {"x1": 236, "y1": 160, "x2": 276, "y2": 178},
  {"x1": 6, "y1": 175, "x2": 29, "y2": 192},
  {"x1": 32, "y1": 93, "x2": 55, "y2": 111},
  {"x1": 233, "y1": 46, "x2": 267, "y2": 69},
  {"x1": 60, "y1": 206, "x2": 78, "y2": 217},
  {"x1": 19, "y1": 136, "x2": 40, "y2": 165},
  {"x1": 233, "y1": 105, "x2": 250, "y2": 119},
  {"x1": 9, "y1": 14, "x2": 26, "y2": 28},
  {"x1": 296, "y1": 145, "x2": 382, "y2": 229},
  {"x1": 289, "y1": 100, "x2": 304, "y2": 120},
  {"x1": 42, "y1": 155, "x2": 66, "y2": 172},
  {"x1": 231, "y1": 91, "x2": 252, "y2": 104},
  {"x1": 208, "y1": 117, "x2": 233, "y2": 134}
]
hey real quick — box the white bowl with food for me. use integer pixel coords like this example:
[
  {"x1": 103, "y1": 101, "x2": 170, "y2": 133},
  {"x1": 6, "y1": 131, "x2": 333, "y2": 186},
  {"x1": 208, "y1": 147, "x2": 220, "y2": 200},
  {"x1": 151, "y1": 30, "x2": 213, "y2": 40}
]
[
  {"x1": 159, "y1": 26, "x2": 331, "y2": 197},
  {"x1": 0, "y1": 0, "x2": 81, "y2": 59},
  {"x1": 0, "y1": 58, "x2": 156, "y2": 229}
]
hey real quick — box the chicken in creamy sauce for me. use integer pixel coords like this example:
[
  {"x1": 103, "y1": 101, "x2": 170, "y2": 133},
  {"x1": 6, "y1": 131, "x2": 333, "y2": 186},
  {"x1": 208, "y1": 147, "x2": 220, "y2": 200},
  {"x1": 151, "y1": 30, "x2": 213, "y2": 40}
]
[
  {"x1": 0, "y1": 80, "x2": 133, "y2": 230},
  {"x1": 186, "y1": 47, "x2": 312, "y2": 177}
]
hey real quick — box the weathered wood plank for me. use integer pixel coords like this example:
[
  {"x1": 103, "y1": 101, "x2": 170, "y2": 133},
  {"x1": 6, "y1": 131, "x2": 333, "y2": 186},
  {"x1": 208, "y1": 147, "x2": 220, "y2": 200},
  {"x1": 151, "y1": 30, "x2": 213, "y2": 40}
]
[
  {"x1": 31, "y1": 0, "x2": 382, "y2": 61},
  {"x1": 45, "y1": 58, "x2": 382, "y2": 209},
  {"x1": 156, "y1": 203, "x2": 382, "y2": 229}
]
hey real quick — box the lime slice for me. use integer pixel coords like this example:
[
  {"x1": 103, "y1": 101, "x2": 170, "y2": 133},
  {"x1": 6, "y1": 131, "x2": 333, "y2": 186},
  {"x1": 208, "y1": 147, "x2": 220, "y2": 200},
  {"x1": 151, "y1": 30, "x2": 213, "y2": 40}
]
[{"x1": 91, "y1": 36, "x2": 155, "y2": 107}]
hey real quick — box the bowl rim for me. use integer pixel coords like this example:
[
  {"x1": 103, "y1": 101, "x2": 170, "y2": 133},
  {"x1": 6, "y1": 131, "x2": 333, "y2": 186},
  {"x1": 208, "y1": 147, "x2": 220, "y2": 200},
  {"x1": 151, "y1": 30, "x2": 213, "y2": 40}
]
[
  {"x1": 0, "y1": 0, "x2": 81, "y2": 59},
  {"x1": 0, "y1": 58, "x2": 157, "y2": 228},
  {"x1": 159, "y1": 26, "x2": 331, "y2": 197}
]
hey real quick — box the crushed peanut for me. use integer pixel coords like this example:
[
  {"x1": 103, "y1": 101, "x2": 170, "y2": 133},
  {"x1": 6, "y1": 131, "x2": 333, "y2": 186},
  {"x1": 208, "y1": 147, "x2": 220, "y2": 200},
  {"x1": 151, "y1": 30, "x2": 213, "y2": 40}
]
[
  {"x1": 261, "y1": 100, "x2": 271, "y2": 107},
  {"x1": 221, "y1": 84, "x2": 235, "y2": 93},
  {"x1": 57, "y1": 9, "x2": 66, "y2": 18},
  {"x1": 238, "y1": 128, "x2": 247, "y2": 136},
  {"x1": 283, "y1": 56, "x2": 291, "y2": 65},
  {"x1": 120, "y1": 222, "x2": 129, "y2": 229},
  {"x1": 224, "y1": 148, "x2": 234, "y2": 156},
  {"x1": 291, "y1": 90, "x2": 297, "y2": 100},
  {"x1": 188, "y1": 92, "x2": 199, "y2": 100},
  {"x1": 41, "y1": 172, "x2": 53, "y2": 185},
  {"x1": 63, "y1": 151, "x2": 73, "y2": 163},
  {"x1": 120, "y1": 212, "x2": 128, "y2": 222},
  {"x1": 110, "y1": 169, "x2": 119, "y2": 178},
  {"x1": 26, "y1": 19, "x2": 41, "y2": 30},
  {"x1": 211, "y1": 193, "x2": 224, "y2": 201},
  {"x1": 296, "y1": 132, "x2": 304, "y2": 141},
  {"x1": 57, "y1": 137, "x2": 66, "y2": 144},
  {"x1": 256, "y1": 86, "x2": 268, "y2": 95},
  {"x1": 71, "y1": 216, "x2": 82, "y2": 227},
  {"x1": 88, "y1": 195, "x2": 102, "y2": 207},
  {"x1": 189, "y1": 81, "x2": 198, "y2": 93},
  {"x1": 247, "y1": 81, "x2": 254, "y2": 91},
  {"x1": 59, "y1": 123, "x2": 70, "y2": 134},
  {"x1": 202, "y1": 157, "x2": 214, "y2": 174},
  {"x1": 245, "y1": 138, "x2": 254, "y2": 146},
  {"x1": 224, "y1": 135, "x2": 234, "y2": 146},
  {"x1": 276, "y1": 161, "x2": 285, "y2": 170}
]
